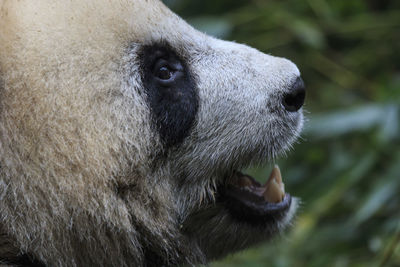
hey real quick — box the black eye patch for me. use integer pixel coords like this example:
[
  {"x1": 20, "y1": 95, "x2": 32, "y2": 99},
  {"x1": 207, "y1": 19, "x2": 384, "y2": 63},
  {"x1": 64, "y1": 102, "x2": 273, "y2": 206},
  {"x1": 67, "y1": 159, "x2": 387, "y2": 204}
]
[{"x1": 139, "y1": 43, "x2": 198, "y2": 149}]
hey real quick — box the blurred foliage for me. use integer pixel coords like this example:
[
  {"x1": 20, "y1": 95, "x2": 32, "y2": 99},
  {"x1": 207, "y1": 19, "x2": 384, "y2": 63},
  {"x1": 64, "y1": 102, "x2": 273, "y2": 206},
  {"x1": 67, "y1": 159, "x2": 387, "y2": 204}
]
[{"x1": 165, "y1": 0, "x2": 400, "y2": 266}]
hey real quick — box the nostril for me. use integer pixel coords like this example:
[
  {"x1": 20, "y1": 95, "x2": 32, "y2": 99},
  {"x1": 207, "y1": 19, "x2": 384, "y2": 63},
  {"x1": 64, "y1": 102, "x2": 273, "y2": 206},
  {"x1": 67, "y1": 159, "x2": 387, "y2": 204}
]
[
  {"x1": 283, "y1": 89, "x2": 305, "y2": 112},
  {"x1": 282, "y1": 78, "x2": 305, "y2": 112}
]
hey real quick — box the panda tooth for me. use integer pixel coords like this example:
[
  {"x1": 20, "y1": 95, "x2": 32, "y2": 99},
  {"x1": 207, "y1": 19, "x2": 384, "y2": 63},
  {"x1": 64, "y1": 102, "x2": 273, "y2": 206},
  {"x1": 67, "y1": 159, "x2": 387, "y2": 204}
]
[
  {"x1": 265, "y1": 165, "x2": 283, "y2": 186},
  {"x1": 269, "y1": 165, "x2": 282, "y2": 184},
  {"x1": 263, "y1": 178, "x2": 284, "y2": 203},
  {"x1": 263, "y1": 165, "x2": 285, "y2": 203}
]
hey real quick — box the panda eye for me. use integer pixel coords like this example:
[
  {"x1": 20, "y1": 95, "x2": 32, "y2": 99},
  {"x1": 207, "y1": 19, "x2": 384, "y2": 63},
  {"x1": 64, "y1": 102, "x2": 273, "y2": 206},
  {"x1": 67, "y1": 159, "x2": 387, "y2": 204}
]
[
  {"x1": 155, "y1": 65, "x2": 173, "y2": 81},
  {"x1": 152, "y1": 58, "x2": 183, "y2": 85}
]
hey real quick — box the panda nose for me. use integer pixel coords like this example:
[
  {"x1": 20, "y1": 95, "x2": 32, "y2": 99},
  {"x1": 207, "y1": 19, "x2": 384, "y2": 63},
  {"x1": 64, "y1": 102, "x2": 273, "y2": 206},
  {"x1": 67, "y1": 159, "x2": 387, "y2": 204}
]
[{"x1": 282, "y1": 77, "x2": 305, "y2": 112}]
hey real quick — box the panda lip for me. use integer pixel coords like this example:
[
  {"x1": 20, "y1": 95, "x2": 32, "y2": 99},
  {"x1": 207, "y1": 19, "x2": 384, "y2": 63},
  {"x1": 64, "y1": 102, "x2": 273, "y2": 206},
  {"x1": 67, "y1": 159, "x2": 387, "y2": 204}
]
[{"x1": 217, "y1": 165, "x2": 291, "y2": 222}]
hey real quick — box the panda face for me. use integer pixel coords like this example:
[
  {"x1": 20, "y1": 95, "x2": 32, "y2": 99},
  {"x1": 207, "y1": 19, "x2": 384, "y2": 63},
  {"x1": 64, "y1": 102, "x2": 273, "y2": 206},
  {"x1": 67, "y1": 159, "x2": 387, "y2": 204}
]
[
  {"x1": 126, "y1": 3, "x2": 305, "y2": 259},
  {"x1": 0, "y1": 0, "x2": 305, "y2": 265},
  {"x1": 143, "y1": 38, "x2": 304, "y2": 260}
]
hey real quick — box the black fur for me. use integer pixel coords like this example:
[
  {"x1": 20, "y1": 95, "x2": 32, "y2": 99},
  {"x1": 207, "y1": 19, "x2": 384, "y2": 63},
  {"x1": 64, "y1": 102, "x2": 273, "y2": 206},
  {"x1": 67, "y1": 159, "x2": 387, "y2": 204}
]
[
  {"x1": 0, "y1": 254, "x2": 45, "y2": 267},
  {"x1": 139, "y1": 43, "x2": 198, "y2": 149}
]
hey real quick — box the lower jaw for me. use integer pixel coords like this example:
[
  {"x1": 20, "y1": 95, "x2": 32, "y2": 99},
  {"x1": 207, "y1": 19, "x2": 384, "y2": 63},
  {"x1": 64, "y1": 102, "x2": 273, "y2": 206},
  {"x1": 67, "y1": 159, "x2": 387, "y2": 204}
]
[
  {"x1": 218, "y1": 187, "x2": 292, "y2": 226},
  {"x1": 215, "y1": 166, "x2": 293, "y2": 226}
]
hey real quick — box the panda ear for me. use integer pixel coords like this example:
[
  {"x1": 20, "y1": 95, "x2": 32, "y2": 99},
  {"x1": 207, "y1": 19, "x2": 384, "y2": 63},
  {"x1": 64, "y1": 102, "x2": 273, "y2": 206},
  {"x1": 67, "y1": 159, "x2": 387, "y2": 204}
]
[{"x1": 138, "y1": 43, "x2": 199, "y2": 149}]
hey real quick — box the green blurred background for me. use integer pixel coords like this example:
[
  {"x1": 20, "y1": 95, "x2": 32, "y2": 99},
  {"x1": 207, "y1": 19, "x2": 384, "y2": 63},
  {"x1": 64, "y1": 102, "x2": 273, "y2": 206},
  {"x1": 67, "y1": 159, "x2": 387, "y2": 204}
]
[{"x1": 164, "y1": 0, "x2": 400, "y2": 266}]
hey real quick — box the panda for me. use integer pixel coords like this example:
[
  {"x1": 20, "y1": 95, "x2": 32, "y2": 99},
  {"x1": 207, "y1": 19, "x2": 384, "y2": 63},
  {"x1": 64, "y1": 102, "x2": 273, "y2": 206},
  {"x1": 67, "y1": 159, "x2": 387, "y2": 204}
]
[{"x1": 0, "y1": 0, "x2": 305, "y2": 266}]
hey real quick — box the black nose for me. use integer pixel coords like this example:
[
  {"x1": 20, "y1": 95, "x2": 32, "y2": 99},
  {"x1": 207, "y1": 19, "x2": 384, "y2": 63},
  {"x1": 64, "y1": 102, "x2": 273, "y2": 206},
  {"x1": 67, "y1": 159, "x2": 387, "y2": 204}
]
[{"x1": 282, "y1": 77, "x2": 305, "y2": 112}]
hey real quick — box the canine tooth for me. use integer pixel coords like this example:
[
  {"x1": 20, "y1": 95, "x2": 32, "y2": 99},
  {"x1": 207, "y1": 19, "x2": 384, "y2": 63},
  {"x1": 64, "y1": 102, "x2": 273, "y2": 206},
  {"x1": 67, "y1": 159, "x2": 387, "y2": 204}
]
[
  {"x1": 263, "y1": 178, "x2": 283, "y2": 203},
  {"x1": 268, "y1": 165, "x2": 282, "y2": 184},
  {"x1": 263, "y1": 165, "x2": 285, "y2": 202}
]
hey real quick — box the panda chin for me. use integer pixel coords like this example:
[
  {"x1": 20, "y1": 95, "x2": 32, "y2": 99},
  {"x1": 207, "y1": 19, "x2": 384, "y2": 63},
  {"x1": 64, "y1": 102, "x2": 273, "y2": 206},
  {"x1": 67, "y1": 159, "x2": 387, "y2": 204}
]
[{"x1": 216, "y1": 165, "x2": 292, "y2": 225}]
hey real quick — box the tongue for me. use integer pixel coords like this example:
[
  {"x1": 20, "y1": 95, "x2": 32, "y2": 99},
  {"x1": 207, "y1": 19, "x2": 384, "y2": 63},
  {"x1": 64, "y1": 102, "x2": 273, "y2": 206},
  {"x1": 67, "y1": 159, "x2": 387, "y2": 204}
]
[{"x1": 263, "y1": 165, "x2": 285, "y2": 203}]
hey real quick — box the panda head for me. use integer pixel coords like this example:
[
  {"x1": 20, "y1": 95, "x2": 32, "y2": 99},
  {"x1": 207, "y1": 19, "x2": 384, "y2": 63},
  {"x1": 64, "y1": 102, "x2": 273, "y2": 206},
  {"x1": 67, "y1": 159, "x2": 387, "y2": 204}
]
[
  {"x1": 129, "y1": 2, "x2": 304, "y2": 261},
  {"x1": 0, "y1": 0, "x2": 304, "y2": 265}
]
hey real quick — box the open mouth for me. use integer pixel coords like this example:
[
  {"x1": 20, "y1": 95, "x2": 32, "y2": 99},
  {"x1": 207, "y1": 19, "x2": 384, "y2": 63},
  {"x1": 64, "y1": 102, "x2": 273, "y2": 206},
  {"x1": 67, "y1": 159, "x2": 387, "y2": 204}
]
[{"x1": 217, "y1": 165, "x2": 291, "y2": 225}]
